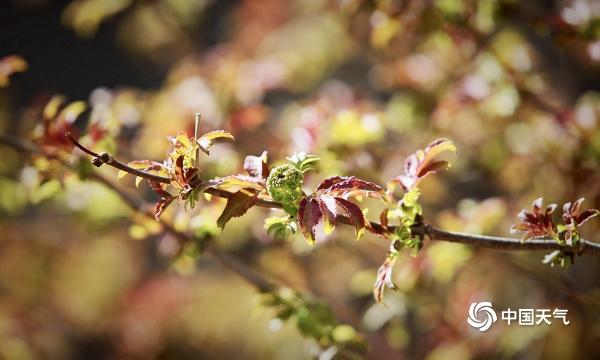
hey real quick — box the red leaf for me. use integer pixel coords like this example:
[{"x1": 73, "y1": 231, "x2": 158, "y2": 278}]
[
  {"x1": 297, "y1": 197, "x2": 323, "y2": 244},
  {"x1": 318, "y1": 176, "x2": 387, "y2": 200},
  {"x1": 316, "y1": 176, "x2": 345, "y2": 191},
  {"x1": 174, "y1": 155, "x2": 186, "y2": 186},
  {"x1": 511, "y1": 197, "x2": 557, "y2": 242},
  {"x1": 577, "y1": 209, "x2": 600, "y2": 226},
  {"x1": 562, "y1": 197, "x2": 599, "y2": 227},
  {"x1": 417, "y1": 160, "x2": 450, "y2": 178},
  {"x1": 148, "y1": 181, "x2": 173, "y2": 199},
  {"x1": 334, "y1": 197, "x2": 367, "y2": 239},
  {"x1": 217, "y1": 189, "x2": 259, "y2": 229}
]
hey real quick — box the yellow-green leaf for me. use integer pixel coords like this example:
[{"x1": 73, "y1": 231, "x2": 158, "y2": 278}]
[{"x1": 197, "y1": 130, "x2": 235, "y2": 154}]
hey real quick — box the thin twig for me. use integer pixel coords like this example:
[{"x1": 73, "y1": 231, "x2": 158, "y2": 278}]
[
  {"x1": 66, "y1": 133, "x2": 172, "y2": 184},
  {"x1": 1, "y1": 132, "x2": 599, "y2": 256},
  {"x1": 0, "y1": 132, "x2": 277, "y2": 292}
]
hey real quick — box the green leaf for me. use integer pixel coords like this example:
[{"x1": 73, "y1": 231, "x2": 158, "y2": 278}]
[
  {"x1": 30, "y1": 179, "x2": 62, "y2": 204},
  {"x1": 175, "y1": 133, "x2": 193, "y2": 150},
  {"x1": 217, "y1": 189, "x2": 259, "y2": 229},
  {"x1": 287, "y1": 152, "x2": 320, "y2": 173},
  {"x1": 264, "y1": 216, "x2": 296, "y2": 239}
]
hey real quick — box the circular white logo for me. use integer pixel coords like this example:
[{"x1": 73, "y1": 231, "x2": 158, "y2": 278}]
[{"x1": 467, "y1": 302, "x2": 497, "y2": 332}]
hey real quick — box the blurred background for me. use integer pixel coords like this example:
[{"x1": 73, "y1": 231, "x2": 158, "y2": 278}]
[{"x1": 1, "y1": 0, "x2": 600, "y2": 359}]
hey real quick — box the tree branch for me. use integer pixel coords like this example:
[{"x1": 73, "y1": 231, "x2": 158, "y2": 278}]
[
  {"x1": 424, "y1": 225, "x2": 600, "y2": 255},
  {"x1": 1, "y1": 132, "x2": 599, "y2": 256},
  {"x1": 0, "y1": 132, "x2": 277, "y2": 293}
]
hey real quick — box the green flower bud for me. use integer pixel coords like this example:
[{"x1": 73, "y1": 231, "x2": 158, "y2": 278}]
[{"x1": 267, "y1": 164, "x2": 304, "y2": 215}]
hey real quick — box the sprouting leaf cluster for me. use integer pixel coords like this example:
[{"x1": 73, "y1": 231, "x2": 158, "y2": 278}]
[{"x1": 512, "y1": 197, "x2": 600, "y2": 267}]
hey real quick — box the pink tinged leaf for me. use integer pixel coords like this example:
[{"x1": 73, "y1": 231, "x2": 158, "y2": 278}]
[
  {"x1": 216, "y1": 189, "x2": 259, "y2": 229},
  {"x1": 404, "y1": 154, "x2": 419, "y2": 177},
  {"x1": 243, "y1": 151, "x2": 269, "y2": 179},
  {"x1": 373, "y1": 254, "x2": 398, "y2": 304},
  {"x1": 532, "y1": 197, "x2": 543, "y2": 215},
  {"x1": 334, "y1": 197, "x2": 367, "y2": 239},
  {"x1": 297, "y1": 197, "x2": 323, "y2": 244},
  {"x1": 395, "y1": 175, "x2": 417, "y2": 192},
  {"x1": 562, "y1": 201, "x2": 572, "y2": 222},
  {"x1": 320, "y1": 176, "x2": 387, "y2": 200},
  {"x1": 571, "y1": 197, "x2": 585, "y2": 215},
  {"x1": 197, "y1": 130, "x2": 235, "y2": 155},
  {"x1": 516, "y1": 209, "x2": 529, "y2": 222}
]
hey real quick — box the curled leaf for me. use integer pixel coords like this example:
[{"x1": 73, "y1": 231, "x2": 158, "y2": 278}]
[
  {"x1": 197, "y1": 130, "x2": 235, "y2": 155},
  {"x1": 264, "y1": 216, "x2": 297, "y2": 240},
  {"x1": 149, "y1": 181, "x2": 176, "y2": 221},
  {"x1": 0, "y1": 55, "x2": 27, "y2": 87},
  {"x1": 317, "y1": 176, "x2": 387, "y2": 201},
  {"x1": 287, "y1": 152, "x2": 320, "y2": 173},
  {"x1": 374, "y1": 249, "x2": 399, "y2": 304}
]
